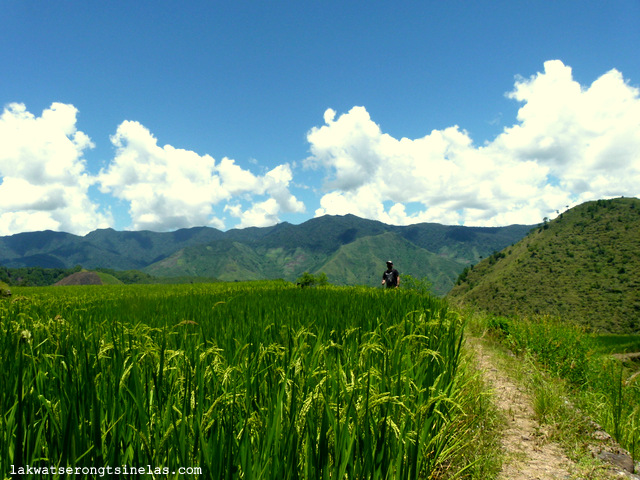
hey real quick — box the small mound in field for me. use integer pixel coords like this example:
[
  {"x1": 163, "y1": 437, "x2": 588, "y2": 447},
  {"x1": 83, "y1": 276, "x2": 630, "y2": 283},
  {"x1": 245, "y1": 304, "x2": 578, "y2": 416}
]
[{"x1": 54, "y1": 271, "x2": 103, "y2": 286}]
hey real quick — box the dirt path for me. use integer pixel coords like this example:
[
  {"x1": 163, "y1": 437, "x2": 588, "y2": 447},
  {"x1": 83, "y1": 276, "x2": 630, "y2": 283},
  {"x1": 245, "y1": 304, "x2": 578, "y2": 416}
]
[
  {"x1": 468, "y1": 337, "x2": 576, "y2": 479},
  {"x1": 469, "y1": 336, "x2": 640, "y2": 479}
]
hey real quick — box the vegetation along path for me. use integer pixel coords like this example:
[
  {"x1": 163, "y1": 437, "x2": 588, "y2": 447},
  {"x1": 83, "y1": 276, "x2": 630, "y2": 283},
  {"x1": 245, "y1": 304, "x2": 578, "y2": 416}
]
[
  {"x1": 467, "y1": 336, "x2": 638, "y2": 480},
  {"x1": 469, "y1": 337, "x2": 573, "y2": 479}
]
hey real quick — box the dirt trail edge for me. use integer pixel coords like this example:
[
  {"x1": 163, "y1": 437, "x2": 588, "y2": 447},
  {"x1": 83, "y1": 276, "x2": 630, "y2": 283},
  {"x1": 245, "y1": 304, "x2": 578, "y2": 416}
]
[{"x1": 467, "y1": 336, "x2": 637, "y2": 480}]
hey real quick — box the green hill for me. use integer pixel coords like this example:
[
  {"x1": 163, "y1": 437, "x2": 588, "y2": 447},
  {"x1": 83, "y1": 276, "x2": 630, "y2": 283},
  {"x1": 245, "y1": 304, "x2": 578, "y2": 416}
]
[
  {"x1": 145, "y1": 241, "x2": 267, "y2": 281},
  {"x1": 448, "y1": 197, "x2": 640, "y2": 333},
  {"x1": 95, "y1": 271, "x2": 124, "y2": 285}
]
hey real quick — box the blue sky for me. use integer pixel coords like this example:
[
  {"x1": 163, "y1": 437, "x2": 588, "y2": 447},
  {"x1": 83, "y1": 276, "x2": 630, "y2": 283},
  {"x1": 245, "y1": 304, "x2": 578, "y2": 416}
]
[{"x1": 1, "y1": 1, "x2": 639, "y2": 235}]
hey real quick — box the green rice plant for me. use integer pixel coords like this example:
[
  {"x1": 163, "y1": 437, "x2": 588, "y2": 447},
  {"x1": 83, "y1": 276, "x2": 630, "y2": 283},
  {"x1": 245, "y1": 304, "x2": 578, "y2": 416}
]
[
  {"x1": 525, "y1": 355, "x2": 569, "y2": 426},
  {"x1": 1, "y1": 282, "x2": 487, "y2": 479},
  {"x1": 625, "y1": 404, "x2": 640, "y2": 468}
]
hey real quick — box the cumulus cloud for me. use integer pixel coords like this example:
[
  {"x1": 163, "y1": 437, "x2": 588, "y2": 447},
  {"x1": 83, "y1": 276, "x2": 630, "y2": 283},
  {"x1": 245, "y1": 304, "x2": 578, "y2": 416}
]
[
  {"x1": 495, "y1": 60, "x2": 640, "y2": 201},
  {"x1": 98, "y1": 121, "x2": 304, "y2": 231},
  {"x1": 0, "y1": 102, "x2": 112, "y2": 235},
  {"x1": 305, "y1": 60, "x2": 640, "y2": 226},
  {"x1": 224, "y1": 164, "x2": 305, "y2": 228}
]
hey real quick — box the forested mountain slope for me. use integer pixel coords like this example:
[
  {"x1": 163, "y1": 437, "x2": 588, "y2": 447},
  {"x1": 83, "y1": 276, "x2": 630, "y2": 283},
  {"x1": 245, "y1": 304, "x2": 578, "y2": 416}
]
[{"x1": 2, "y1": 214, "x2": 531, "y2": 293}]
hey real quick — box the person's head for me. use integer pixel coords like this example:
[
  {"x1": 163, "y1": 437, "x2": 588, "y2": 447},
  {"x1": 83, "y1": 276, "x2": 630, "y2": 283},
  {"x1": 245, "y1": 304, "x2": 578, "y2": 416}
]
[{"x1": 386, "y1": 260, "x2": 393, "y2": 270}]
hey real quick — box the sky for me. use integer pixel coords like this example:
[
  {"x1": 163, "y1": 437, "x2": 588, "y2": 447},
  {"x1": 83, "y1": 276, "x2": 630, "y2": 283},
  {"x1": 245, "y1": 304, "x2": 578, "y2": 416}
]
[{"x1": 1, "y1": 1, "x2": 639, "y2": 236}]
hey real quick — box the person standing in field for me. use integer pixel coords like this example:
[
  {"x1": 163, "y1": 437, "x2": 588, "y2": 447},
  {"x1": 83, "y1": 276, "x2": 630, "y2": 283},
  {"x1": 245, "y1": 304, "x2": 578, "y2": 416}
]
[{"x1": 382, "y1": 260, "x2": 400, "y2": 289}]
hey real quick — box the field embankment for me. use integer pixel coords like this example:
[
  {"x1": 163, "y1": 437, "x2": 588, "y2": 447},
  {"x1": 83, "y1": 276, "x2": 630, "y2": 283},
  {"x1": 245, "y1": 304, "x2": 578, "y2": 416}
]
[{"x1": 467, "y1": 337, "x2": 575, "y2": 479}]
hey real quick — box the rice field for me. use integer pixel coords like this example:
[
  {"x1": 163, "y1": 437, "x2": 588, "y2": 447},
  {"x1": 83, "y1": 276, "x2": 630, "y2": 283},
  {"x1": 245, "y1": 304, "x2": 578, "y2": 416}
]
[
  {"x1": 588, "y1": 334, "x2": 640, "y2": 355},
  {"x1": 1, "y1": 281, "x2": 490, "y2": 479}
]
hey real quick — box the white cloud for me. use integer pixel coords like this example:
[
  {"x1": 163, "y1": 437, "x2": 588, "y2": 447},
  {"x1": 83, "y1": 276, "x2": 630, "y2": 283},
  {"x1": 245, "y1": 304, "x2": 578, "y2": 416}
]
[
  {"x1": 306, "y1": 60, "x2": 640, "y2": 226},
  {"x1": 225, "y1": 198, "x2": 280, "y2": 228},
  {"x1": 261, "y1": 164, "x2": 305, "y2": 213},
  {"x1": 0, "y1": 102, "x2": 112, "y2": 235},
  {"x1": 495, "y1": 60, "x2": 640, "y2": 203},
  {"x1": 224, "y1": 164, "x2": 305, "y2": 228},
  {"x1": 98, "y1": 120, "x2": 304, "y2": 231},
  {"x1": 2, "y1": 60, "x2": 637, "y2": 236}
]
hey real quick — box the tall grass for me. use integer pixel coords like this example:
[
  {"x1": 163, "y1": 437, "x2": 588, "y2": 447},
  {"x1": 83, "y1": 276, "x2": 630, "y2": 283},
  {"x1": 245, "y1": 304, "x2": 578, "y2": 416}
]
[
  {"x1": 481, "y1": 313, "x2": 640, "y2": 464},
  {"x1": 1, "y1": 282, "x2": 488, "y2": 478}
]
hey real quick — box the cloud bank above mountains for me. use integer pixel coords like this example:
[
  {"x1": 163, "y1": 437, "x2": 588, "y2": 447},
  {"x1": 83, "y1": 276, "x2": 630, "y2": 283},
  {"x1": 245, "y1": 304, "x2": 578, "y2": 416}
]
[
  {"x1": 1, "y1": 60, "x2": 639, "y2": 235},
  {"x1": 306, "y1": 61, "x2": 640, "y2": 227},
  {"x1": 99, "y1": 121, "x2": 305, "y2": 231}
]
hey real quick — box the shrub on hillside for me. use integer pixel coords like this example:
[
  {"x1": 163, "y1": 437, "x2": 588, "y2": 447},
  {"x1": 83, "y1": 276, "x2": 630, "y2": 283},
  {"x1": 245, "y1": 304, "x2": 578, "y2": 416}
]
[
  {"x1": 296, "y1": 271, "x2": 329, "y2": 287},
  {"x1": 0, "y1": 281, "x2": 11, "y2": 298}
]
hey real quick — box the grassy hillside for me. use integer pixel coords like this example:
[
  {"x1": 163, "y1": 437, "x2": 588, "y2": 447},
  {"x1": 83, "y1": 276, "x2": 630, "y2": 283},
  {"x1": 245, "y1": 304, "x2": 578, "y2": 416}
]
[
  {"x1": 94, "y1": 271, "x2": 124, "y2": 285},
  {"x1": 143, "y1": 240, "x2": 314, "y2": 281},
  {"x1": 448, "y1": 197, "x2": 640, "y2": 333}
]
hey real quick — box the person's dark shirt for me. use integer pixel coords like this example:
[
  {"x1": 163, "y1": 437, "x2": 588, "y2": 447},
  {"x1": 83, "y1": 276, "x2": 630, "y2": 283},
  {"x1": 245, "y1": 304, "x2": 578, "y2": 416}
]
[{"x1": 382, "y1": 268, "x2": 399, "y2": 288}]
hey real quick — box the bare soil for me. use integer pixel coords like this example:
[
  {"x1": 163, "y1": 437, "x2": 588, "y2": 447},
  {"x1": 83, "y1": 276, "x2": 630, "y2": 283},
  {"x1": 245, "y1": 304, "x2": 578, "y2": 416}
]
[{"x1": 54, "y1": 271, "x2": 103, "y2": 286}]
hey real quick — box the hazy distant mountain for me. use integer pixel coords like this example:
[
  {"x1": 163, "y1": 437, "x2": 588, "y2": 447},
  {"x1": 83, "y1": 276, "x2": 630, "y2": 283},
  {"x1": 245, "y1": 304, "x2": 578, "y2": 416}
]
[
  {"x1": 0, "y1": 214, "x2": 531, "y2": 294},
  {"x1": 0, "y1": 227, "x2": 224, "y2": 270},
  {"x1": 447, "y1": 197, "x2": 640, "y2": 332}
]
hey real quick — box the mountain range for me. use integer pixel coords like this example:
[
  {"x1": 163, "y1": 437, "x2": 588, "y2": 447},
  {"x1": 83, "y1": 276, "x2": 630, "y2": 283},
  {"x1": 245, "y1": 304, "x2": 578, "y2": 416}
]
[
  {"x1": 0, "y1": 214, "x2": 531, "y2": 295},
  {"x1": 447, "y1": 197, "x2": 640, "y2": 333}
]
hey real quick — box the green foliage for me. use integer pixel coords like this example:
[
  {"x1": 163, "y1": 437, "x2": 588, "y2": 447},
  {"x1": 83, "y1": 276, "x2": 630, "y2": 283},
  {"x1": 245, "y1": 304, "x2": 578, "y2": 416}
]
[
  {"x1": 455, "y1": 265, "x2": 472, "y2": 285},
  {"x1": 478, "y1": 311, "x2": 640, "y2": 463},
  {"x1": 94, "y1": 268, "x2": 219, "y2": 285},
  {"x1": 95, "y1": 267, "x2": 156, "y2": 284},
  {"x1": 0, "y1": 265, "x2": 220, "y2": 287},
  {"x1": 0, "y1": 265, "x2": 82, "y2": 287},
  {"x1": 0, "y1": 281, "x2": 10, "y2": 297},
  {"x1": 588, "y1": 334, "x2": 640, "y2": 354},
  {"x1": 486, "y1": 315, "x2": 511, "y2": 336},
  {"x1": 485, "y1": 315, "x2": 591, "y2": 386},
  {"x1": 296, "y1": 271, "x2": 329, "y2": 287},
  {"x1": 400, "y1": 274, "x2": 432, "y2": 295}
]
